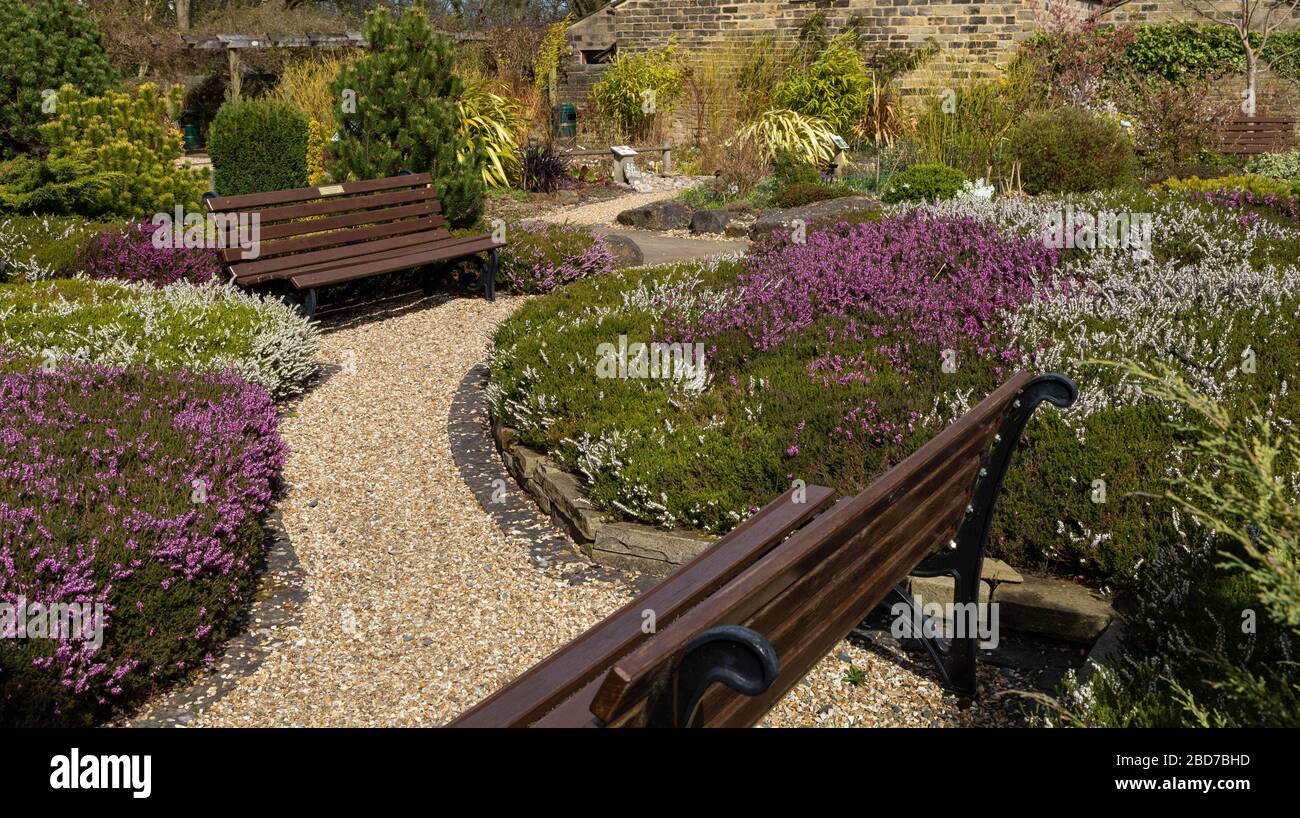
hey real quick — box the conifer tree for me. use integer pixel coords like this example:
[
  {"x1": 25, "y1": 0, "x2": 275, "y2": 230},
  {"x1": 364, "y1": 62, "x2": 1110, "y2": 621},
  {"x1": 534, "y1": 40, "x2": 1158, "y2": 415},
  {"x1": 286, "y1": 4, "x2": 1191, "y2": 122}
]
[
  {"x1": 0, "y1": 0, "x2": 117, "y2": 159},
  {"x1": 329, "y1": 7, "x2": 485, "y2": 227}
]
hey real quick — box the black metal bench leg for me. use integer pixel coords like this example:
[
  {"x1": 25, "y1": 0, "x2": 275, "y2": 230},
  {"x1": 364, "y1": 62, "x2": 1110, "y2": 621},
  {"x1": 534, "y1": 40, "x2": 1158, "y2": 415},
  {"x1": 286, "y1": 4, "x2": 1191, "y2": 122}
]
[
  {"x1": 644, "y1": 625, "x2": 779, "y2": 728},
  {"x1": 900, "y1": 373, "x2": 1078, "y2": 698},
  {"x1": 484, "y1": 248, "x2": 498, "y2": 302}
]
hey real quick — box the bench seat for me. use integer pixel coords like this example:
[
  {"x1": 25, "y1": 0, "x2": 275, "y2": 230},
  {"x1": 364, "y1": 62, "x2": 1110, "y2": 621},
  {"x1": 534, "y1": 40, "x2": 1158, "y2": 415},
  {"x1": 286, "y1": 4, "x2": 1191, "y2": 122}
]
[{"x1": 205, "y1": 172, "x2": 504, "y2": 316}]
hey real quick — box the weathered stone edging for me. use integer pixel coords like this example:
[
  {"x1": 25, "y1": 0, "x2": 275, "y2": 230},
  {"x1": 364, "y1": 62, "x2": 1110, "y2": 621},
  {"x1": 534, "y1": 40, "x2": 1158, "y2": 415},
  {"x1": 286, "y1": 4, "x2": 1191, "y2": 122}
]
[{"x1": 491, "y1": 418, "x2": 1113, "y2": 642}]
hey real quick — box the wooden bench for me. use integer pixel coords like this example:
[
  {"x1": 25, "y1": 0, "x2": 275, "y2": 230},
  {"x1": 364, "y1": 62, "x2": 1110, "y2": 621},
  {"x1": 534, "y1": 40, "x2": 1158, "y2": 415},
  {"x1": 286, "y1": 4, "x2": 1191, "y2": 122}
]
[
  {"x1": 451, "y1": 372, "x2": 1077, "y2": 727},
  {"x1": 1215, "y1": 116, "x2": 1297, "y2": 156},
  {"x1": 204, "y1": 172, "x2": 504, "y2": 317}
]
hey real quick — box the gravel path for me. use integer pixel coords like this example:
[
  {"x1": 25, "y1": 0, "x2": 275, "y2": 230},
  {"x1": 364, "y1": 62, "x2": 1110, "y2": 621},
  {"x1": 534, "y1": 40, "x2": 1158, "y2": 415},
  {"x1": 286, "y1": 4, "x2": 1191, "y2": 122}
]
[
  {"x1": 534, "y1": 186, "x2": 690, "y2": 227},
  {"x1": 137, "y1": 291, "x2": 1027, "y2": 727}
]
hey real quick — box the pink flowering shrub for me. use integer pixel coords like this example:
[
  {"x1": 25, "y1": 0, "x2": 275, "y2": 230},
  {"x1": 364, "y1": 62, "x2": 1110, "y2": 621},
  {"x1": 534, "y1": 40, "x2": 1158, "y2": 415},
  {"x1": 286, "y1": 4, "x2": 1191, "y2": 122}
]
[
  {"x1": 497, "y1": 221, "x2": 617, "y2": 294},
  {"x1": 0, "y1": 359, "x2": 284, "y2": 725},
  {"x1": 675, "y1": 214, "x2": 1060, "y2": 366},
  {"x1": 77, "y1": 221, "x2": 221, "y2": 287}
]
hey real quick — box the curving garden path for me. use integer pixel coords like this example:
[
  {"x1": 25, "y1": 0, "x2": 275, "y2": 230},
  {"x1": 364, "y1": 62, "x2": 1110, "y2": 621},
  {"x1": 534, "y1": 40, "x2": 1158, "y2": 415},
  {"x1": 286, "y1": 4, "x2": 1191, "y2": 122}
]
[{"x1": 130, "y1": 289, "x2": 1029, "y2": 727}]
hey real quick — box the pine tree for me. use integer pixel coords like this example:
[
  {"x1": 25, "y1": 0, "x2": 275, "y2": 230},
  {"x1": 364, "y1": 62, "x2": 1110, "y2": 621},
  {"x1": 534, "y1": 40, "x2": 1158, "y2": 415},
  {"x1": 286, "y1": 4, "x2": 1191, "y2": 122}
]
[
  {"x1": 329, "y1": 7, "x2": 485, "y2": 228},
  {"x1": 0, "y1": 0, "x2": 117, "y2": 159}
]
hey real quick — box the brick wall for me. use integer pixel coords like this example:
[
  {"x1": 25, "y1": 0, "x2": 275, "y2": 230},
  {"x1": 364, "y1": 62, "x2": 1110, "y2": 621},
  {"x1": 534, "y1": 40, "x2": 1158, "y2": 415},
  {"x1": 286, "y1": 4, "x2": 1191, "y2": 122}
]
[{"x1": 561, "y1": 0, "x2": 1300, "y2": 138}]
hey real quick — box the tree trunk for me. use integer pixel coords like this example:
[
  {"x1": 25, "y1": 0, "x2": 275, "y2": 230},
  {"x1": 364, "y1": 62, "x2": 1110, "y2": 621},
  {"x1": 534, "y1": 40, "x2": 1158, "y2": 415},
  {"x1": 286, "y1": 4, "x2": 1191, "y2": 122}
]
[{"x1": 177, "y1": 0, "x2": 190, "y2": 32}]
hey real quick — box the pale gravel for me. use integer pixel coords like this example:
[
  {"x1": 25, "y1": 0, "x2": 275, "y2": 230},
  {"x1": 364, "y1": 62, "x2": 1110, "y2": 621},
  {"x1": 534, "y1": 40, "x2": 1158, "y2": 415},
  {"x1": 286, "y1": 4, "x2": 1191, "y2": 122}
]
[
  {"x1": 146, "y1": 291, "x2": 1021, "y2": 728},
  {"x1": 533, "y1": 185, "x2": 696, "y2": 228}
]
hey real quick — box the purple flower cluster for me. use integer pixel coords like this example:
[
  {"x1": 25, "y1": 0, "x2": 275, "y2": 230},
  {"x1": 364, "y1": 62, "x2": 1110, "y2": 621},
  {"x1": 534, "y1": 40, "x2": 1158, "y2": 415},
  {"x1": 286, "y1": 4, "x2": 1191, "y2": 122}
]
[
  {"x1": 498, "y1": 222, "x2": 617, "y2": 294},
  {"x1": 675, "y1": 214, "x2": 1060, "y2": 362},
  {"x1": 1193, "y1": 189, "x2": 1300, "y2": 223},
  {"x1": 78, "y1": 222, "x2": 221, "y2": 287},
  {"x1": 0, "y1": 359, "x2": 283, "y2": 721}
]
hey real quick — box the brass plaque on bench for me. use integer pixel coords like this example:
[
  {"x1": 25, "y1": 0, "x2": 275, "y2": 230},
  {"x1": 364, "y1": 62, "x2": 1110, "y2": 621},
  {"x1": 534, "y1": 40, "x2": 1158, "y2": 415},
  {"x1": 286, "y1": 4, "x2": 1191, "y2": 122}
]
[{"x1": 317, "y1": 184, "x2": 346, "y2": 196}]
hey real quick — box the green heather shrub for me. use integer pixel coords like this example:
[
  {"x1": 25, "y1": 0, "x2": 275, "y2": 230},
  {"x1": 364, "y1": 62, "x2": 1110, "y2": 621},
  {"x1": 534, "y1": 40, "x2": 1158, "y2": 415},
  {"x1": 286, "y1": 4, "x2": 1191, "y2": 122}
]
[
  {"x1": 1244, "y1": 149, "x2": 1300, "y2": 182},
  {"x1": 1007, "y1": 107, "x2": 1139, "y2": 194},
  {"x1": 209, "y1": 100, "x2": 310, "y2": 196},
  {"x1": 772, "y1": 182, "x2": 846, "y2": 209},
  {"x1": 38, "y1": 84, "x2": 208, "y2": 219},
  {"x1": 0, "y1": 278, "x2": 319, "y2": 398},
  {"x1": 0, "y1": 0, "x2": 116, "y2": 158},
  {"x1": 591, "y1": 45, "x2": 684, "y2": 142},
  {"x1": 330, "y1": 7, "x2": 484, "y2": 228},
  {"x1": 0, "y1": 214, "x2": 118, "y2": 282},
  {"x1": 0, "y1": 155, "x2": 125, "y2": 218},
  {"x1": 773, "y1": 32, "x2": 873, "y2": 137},
  {"x1": 489, "y1": 190, "x2": 1300, "y2": 589},
  {"x1": 0, "y1": 360, "x2": 285, "y2": 726},
  {"x1": 880, "y1": 163, "x2": 966, "y2": 203},
  {"x1": 1048, "y1": 366, "x2": 1300, "y2": 727},
  {"x1": 497, "y1": 222, "x2": 617, "y2": 294}
]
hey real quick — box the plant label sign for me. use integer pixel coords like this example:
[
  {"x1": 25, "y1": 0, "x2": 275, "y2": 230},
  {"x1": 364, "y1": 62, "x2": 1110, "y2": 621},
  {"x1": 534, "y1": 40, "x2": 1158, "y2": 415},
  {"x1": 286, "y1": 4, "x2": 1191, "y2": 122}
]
[
  {"x1": 611, "y1": 145, "x2": 638, "y2": 157},
  {"x1": 830, "y1": 135, "x2": 850, "y2": 151}
]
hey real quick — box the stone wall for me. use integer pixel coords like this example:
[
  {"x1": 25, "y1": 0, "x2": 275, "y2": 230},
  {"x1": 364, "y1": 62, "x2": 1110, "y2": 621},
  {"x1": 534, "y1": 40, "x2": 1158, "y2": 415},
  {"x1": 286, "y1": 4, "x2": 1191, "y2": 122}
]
[{"x1": 561, "y1": 0, "x2": 1300, "y2": 138}]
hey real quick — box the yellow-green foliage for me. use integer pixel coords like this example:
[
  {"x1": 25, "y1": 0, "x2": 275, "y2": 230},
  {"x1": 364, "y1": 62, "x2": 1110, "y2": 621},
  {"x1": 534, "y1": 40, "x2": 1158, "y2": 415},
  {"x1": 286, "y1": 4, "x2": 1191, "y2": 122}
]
[
  {"x1": 1153, "y1": 173, "x2": 1297, "y2": 198},
  {"x1": 458, "y1": 79, "x2": 526, "y2": 189},
  {"x1": 268, "y1": 55, "x2": 350, "y2": 131},
  {"x1": 773, "y1": 33, "x2": 872, "y2": 136},
  {"x1": 306, "y1": 118, "x2": 328, "y2": 186},
  {"x1": 734, "y1": 109, "x2": 836, "y2": 167},
  {"x1": 591, "y1": 45, "x2": 684, "y2": 141},
  {"x1": 39, "y1": 84, "x2": 208, "y2": 218},
  {"x1": 914, "y1": 62, "x2": 1044, "y2": 180}
]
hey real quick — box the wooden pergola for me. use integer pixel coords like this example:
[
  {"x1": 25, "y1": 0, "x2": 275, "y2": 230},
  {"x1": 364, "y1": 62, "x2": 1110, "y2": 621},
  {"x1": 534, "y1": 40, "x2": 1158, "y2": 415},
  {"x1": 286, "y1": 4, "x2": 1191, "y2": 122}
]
[{"x1": 182, "y1": 31, "x2": 488, "y2": 101}]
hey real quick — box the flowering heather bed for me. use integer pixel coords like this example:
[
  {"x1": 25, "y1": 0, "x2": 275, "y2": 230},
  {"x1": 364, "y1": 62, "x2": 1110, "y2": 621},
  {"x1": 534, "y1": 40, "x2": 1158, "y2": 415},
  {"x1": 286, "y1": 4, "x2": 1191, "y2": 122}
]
[
  {"x1": 496, "y1": 222, "x2": 617, "y2": 294},
  {"x1": 77, "y1": 221, "x2": 221, "y2": 287},
  {"x1": 675, "y1": 214, "x2": 1059, "y2": 364},
  {"x1": 490, "y1": 193, "x2": 1300, "y2": 586},
  {"x1": 0, "y1": 277, "x2": 318, "y2": 399},
  {"x1": 0, "y1": 360, "x2": 284, "y2": 725}
]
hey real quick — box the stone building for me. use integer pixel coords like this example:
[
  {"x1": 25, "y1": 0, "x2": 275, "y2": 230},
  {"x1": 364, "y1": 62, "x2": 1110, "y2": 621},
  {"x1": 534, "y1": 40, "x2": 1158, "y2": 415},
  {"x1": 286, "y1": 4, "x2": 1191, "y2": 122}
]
[{"x1": 560, "y1": 0, "x2": 1299, "y2": 141}]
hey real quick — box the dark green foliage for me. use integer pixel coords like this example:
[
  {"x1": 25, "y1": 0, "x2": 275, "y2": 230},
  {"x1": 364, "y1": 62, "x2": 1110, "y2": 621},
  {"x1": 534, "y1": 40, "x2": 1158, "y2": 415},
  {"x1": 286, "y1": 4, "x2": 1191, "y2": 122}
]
[
  {"x1": 773, "y1": 151, "x2": 823, "y2": 187},
  {"x1": 0, "y1": 0, "x2": 116, "y2": 159},
  {"x1": 0, "y1": 155, "x2": 124, "y2": 217},
  {"x1": 880, "y1": 163, "x2": 967, "y2": 203},
  {"x1": 1008, "y1": 107, "x2": 1139, "y2": 194},
  {"x1": 209, "y1": 100, "x2": 310, "y2": 196},
  {"x1": 772, "y1": 182, "x2": 846, "y2": 209},
  {"x1": 328, "y1": 6, "x2": 484, "y2": 228},
  {"x1": 520, "y1": 144, "x2": 569, "y2": 193}
]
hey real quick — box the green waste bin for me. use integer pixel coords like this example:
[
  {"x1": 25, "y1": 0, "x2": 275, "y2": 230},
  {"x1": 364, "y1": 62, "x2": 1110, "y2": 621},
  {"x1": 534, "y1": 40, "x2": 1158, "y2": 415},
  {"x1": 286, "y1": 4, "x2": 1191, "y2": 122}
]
[
  {"x1": 181, "y1": 107, "x2": 203, "y2": 151},
  {"x1": 552, "y1": 104, "x2": 577, "y2": 142}
]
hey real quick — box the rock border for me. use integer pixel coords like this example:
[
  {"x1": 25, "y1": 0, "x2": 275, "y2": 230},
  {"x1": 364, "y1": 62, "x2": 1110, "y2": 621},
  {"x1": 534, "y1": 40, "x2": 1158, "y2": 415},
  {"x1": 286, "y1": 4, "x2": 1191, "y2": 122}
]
[{"x1": 489, "y1": 411, "x2": 1114, "y2": 642}]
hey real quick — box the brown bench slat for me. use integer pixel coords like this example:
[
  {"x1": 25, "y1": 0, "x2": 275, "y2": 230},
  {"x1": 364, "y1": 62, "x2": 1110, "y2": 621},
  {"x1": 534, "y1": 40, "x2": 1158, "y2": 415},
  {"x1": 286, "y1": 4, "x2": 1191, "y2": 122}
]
[
  {"x1": 205, "y1": 173, "x2": 434, "y2": 212},
  {"x1": 699, "y1": 460, "x2": 986, "y2": 727},
  {"x1": 448, "y1": 484, "x2": 837, "y2": 727},
  {"x1": 221, "y1": 214, "x2": 446, "y2": 265},
  {"x1": 539, "y1": 428, "x2": 995, "y2": 727},
  {"x1": 233, "y1": 231, "x2": 479, "y2": 286},
  {"x1": 288, "y1": 235, "x2": 504, "y2": 289},
  {"x1": 250, "y1": 186, "x2": 439, "y2": 225},
  {"x1": 230, "y1": 223, "x2": 453, "y2": 278},
  {"x1": 218, "y1": 201, "x2": 442, "y2": 260},
  {"x1": 588, "y1": 374, "x2": 1029, "y2": 725}
]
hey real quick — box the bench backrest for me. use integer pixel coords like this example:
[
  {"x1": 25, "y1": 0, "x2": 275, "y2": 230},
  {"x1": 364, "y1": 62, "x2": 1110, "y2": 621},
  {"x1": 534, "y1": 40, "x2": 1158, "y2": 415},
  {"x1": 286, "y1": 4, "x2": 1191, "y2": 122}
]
[
  {"x1": 204, "y1": 173, "x2": 447, "y2": 285},
  {"x1": 1216, "y1": 116, "x2": 1297, "y2": 155},
  {"x1": 587, "y1": 372, "x2": 1032, "y2": 727},
  {"x1": 449, "y1": 483, "x2": 836, "y2": 727},
  {"x1": 451, "y1": 372, "x2": 1077, "y2": 727}
]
